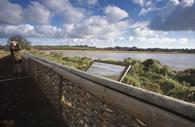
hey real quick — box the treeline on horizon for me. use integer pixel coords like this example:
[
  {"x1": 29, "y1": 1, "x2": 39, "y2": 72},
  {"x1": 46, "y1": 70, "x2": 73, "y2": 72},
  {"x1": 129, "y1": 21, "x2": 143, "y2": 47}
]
[
  {"x1": 0, "y1": 44, "x2": 195, "y2": 53},
  {"x1": 33, "y1": 45, "x2": 195, "y2": 53}
]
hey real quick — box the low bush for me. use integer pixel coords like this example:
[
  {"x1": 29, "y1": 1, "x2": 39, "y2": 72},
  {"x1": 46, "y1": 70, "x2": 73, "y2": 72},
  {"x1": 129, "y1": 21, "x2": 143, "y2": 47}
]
[{"x1": 176, "y1": 68, "x2": 195, "y2": 86}]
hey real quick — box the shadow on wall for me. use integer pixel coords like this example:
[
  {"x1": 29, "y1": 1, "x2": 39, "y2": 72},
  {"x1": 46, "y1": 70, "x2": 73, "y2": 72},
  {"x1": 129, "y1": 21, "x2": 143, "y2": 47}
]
[
  {"x1": 0, "y1": 55, "x2": 14, "y2": 79},
  {"x1": 0, "y1": 77, "x2": 67, "y2": 127}
]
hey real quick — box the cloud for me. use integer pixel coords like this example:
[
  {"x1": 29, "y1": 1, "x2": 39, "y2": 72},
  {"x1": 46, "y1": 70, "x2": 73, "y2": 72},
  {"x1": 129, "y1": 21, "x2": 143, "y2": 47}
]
[
  {"x1": 77, "y1": 0, "x2": 98, "y2": 5},
  {"x1": 104, "y1": 5, "x2": 129, "y2": 23},
  {"x1": 0, "y1": 24, "x2": 64, "y2": 38},
  {"x1": 34, "y1": 25, "x2": 62, "y2": 37},
  {"x1": 136, "y1": 0, "x2": 180, "y2": 16},
  {"x1": 132, "y1": 0, "x2": 145, "y2": 7},
  {"x1": 0, "y1": 24, "x2": 35, "y2": 37},
  {"x1": 87, "y1": 0, "x2": 98, "y2": 5},
  {"x1": 180, "y1": 37, "x2": 188, "y2": 44},
  {"x1": 129, "y1": 21, "x2": 168, "y2": 40},
  {"x1": 39, "y1": 0, "x2": 70, "y2": 13},
  {"x1": 24, "y1": 1, "x2": 51, "y2": 24},
  {"x1": 63, "y1": 8, "x2": 85, "y2": 24},
  {"x1": 126, "y1": 36, "x2": 193, "y2": 49},
  {"x1": 0, "y1": 1, "x2": 130, "y2": 40},
  {"x1": 139, "y1": 7, "x2": 162, "y2": 16},
  {"x1": 127, "y1": 21, "x2": 190, "y2": 48},
  {"x1": 40, "y1": 0, "x2": 85, "y2": 24},
  {"x1": 135, "y1": 0, "x2": 195, "y2": 31},
  {"x1": 149, "y1": 0, "x2": 195, "y2": 31},
  {"x1": 0, "y1": 0, "x2": 23, "y2": 25},
  {"x1": 69, "y1": 15, "x2": 130, "y2": 40}
]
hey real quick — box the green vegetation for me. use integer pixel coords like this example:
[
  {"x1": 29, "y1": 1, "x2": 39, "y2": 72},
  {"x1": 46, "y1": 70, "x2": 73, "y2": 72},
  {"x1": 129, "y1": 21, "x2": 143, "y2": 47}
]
[
  {"x1": 123, "y1": 58, "x2": 194, "y2": 102},
  {"x1": 28, "y1": 50, "x2": 195, "y2": 103},
  {"x1": 30, "y1": 50, "x2": 92, "y2": 71}
]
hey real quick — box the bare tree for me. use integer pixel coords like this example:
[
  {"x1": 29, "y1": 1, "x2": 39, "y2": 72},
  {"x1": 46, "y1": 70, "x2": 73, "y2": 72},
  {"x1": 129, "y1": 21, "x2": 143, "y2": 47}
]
[{"x1": 7, "y1": 35, "x2": 31, "y2": 50}]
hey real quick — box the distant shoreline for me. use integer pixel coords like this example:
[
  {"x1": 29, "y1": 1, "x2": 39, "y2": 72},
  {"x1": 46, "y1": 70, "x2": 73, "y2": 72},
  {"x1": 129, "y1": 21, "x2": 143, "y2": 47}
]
[
  {"x1": 43, "y1": 49, "x2": 195, "y2": 54},
  {"x1": 1, "y1": 45, "x2": 195, "y2": 53},
  {"x1": 33, "y1": 45, "x2": 195, "y2": 53},
  {"x1": 42, "y1": 49, "x2": 195, "y2": 70}
]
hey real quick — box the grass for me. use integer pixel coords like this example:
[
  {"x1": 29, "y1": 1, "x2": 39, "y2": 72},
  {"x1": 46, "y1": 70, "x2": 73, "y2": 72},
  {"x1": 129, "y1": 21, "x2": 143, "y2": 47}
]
[
  {"x1": 29, "y1": 50, "x2": 92, "y2": 71},
  {"x1": 28, "y1": 50, "x2": 195, "y2": 103},
  {"x1": 0, "y1": 50, "x2": 9, "y2": 58}
]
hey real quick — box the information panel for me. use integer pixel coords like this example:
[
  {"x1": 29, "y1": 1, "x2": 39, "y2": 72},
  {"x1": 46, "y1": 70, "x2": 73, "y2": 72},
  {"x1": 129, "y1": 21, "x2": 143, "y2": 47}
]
[{"x1": 86, "y1": 61, "x2": 131, "y2": 82}]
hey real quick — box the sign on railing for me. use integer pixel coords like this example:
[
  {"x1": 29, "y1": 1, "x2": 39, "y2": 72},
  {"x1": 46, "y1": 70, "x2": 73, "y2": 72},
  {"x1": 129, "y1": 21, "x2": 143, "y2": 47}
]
[{"x1": 86, "y1": 60, "x2": 131, "y2": 82}]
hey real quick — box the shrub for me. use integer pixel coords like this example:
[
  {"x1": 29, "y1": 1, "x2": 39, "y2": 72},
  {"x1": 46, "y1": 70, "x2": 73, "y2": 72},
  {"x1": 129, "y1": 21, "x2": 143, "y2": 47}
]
[
  {"x1": 124, "y1": 58, "x2": 140, "y2": 65},
  {"x1": 7, "y1": 35, "x2": 31, "y2": 50},
  {"x1": 49, "y1": 52, "x2": 63, "y2": 58},
  {"x1": 142, "y1": 59, "x2": 161, "y2": 68},
  {"x1": 123, "y1": 75, "x2": 140, "y2": 87},
  {"x1": 159, "y1": 78, "x2": 177, "y2": 95},
  {"x1": 176, "y1": 68, "x2": 195, "y2": 86}
]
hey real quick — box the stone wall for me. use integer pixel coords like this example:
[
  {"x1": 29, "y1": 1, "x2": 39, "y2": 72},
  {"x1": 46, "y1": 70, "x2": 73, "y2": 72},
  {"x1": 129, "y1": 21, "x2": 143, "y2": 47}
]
[
  {"x1": 61, "y1": 78, "x2": 141, "y2": 127},
  {"x1": 21, "y1": 54, "x2": 195, "y2": 127}
]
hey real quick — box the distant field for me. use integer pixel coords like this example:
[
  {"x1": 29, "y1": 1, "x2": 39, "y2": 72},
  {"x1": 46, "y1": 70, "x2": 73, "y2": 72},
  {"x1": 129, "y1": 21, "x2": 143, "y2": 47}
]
[{"x1": 0, "y1": 50, "x2": 9, "y2": 58}]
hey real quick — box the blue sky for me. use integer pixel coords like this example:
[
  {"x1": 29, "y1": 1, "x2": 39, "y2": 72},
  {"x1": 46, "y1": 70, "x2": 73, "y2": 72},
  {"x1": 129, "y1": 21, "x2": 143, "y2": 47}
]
[{"x1": 0, "y1": 0, "x2": 194, "y2": 48}]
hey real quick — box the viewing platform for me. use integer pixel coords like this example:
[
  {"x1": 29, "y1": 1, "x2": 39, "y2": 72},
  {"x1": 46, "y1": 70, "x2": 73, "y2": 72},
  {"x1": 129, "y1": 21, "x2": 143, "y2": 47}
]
[{"x1": 0, "y1": 54, "x2": 195, "y2": 127}]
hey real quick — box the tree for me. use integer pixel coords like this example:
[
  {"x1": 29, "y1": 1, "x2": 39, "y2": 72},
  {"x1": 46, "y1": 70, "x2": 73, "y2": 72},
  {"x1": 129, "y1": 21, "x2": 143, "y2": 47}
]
[{"x1": 7, "y1": 35, "x2": 31, "y2": 50}]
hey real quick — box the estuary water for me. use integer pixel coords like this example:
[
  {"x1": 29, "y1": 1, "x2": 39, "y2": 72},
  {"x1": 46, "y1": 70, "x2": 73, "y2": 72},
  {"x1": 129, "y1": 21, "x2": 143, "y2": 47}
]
[{"x1": 47, "y1": 50, "x2": 195, "y2": 70}]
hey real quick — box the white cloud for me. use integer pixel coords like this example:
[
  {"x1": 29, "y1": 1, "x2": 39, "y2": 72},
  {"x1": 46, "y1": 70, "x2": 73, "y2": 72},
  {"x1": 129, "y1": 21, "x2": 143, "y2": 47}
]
[
  {"x1": 104, "y1": 5, "x2": 129, "y2": 23},
  {"x1": 24, "y1": 1, "x2": 51, "y2": 24},
  {"x1": 69, "y1": 15, "x2": 130, "y2": 40},
  {"x1": 63, "y1": 8, "x2": 85, "y2": 24},
  {"x1": 129, "y1": 21, "x2": 167, "y2": 38},
  {"x1": 128, "y1": 36, "x2": 187, "y2": 48},
  {"x1": 40, "y1": 0, "x2": 85, "y2": 24},
  {"x1": 34, "y1": 25, "x2": 62, "y2": 37},
  {"x1": 180, "y1": 0, "x2": 194, "y2": 7},
  {"x1": 129, "y1": 36, "x2": 134, "y2": 41},
  {"x1": 180, "y1": 38, "x2": 188, "y2": 44},
  {"x1": 0, "y1": 24, "x2": 64, "y2": 38},
  {"x1": 139, "y1": 7, "x2": 162, "y2": 16},
  {"x1": 0, "y1": 0, "x2": 23, "y2": 25},
  {"x1": 0, "y1": 0, "x2": 131, "y2": 40},
  {"x1": 0, "y1": 24, "x2": 35, "y2": 37},
  {"x1": 39, "y1": 0, "x2": 70, "y2": 13},
  {"x1": 138, "y1": 0, "x2": 180, "y2": 16},
  {"x1": 63, "y1": 24, "x2": 74, "y2": 34},
  {"x1": 132, "y1": 0, "x2": 145, "y2": 7},
  {"x1": 126, "y1": 20, "x2": 191, "y2": 48},
  {"x1": 133, "y1": 27, "x2": 167, "y2": 38}
]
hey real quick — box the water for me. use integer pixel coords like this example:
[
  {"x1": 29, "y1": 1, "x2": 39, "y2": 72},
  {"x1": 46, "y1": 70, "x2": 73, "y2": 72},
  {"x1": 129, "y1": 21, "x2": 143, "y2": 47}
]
[{"x1": 49, "y1": 50, "x2": 195, "y2": 70}]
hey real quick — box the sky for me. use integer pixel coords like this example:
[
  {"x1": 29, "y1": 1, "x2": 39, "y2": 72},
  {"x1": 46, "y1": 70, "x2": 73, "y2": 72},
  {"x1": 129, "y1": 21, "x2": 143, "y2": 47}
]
[{"x1": 0, "y1": 0, "x2": 194, "y2": 48}]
